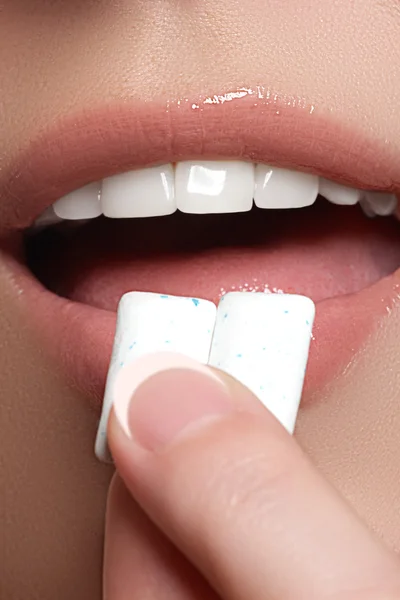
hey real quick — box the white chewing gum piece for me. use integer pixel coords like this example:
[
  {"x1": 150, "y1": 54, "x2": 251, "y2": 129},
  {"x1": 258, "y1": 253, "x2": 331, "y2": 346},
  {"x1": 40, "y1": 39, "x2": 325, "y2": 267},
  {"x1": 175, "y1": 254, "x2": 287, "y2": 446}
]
[
  {"x1": 208, "y1": 292, "x2": 315, "y2": 433},
  {"x1": 95, "y1": 292, "x2": 216, "y2": 462}
]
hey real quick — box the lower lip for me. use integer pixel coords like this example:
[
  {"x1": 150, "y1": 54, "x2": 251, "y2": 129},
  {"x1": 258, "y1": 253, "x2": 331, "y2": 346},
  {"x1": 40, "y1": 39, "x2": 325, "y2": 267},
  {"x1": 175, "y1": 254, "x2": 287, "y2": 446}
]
[{"x1": 5, "y1": 228, "x2": 400, "y2": 410}]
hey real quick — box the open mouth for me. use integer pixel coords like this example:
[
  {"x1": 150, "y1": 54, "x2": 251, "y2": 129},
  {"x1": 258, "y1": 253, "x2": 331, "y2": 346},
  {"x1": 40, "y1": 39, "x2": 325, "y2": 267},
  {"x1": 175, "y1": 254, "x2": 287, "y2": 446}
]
[
  {"x1": 27, "y1": 162, "x2": 400, "y2": 312},
  {"x1": 1, "y1": 88, "x2": 400, "y2": 407}
]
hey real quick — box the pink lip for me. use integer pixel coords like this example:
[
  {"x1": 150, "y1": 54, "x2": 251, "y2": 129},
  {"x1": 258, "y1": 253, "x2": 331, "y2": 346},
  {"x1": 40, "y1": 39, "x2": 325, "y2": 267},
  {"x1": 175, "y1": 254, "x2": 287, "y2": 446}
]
[
  {"x1": 0, "y1": 86, "x2": 399, "y2": 408},
  {"x1": 1, "y1": 86, "x2": 399, "y2": 233}
]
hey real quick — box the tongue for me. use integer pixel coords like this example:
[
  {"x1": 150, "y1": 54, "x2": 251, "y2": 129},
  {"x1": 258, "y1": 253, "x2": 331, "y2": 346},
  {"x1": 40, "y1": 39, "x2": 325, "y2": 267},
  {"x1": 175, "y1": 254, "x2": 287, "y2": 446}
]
[{"x1": 29, "y1": 202, "x2": 400, "y2": 310}]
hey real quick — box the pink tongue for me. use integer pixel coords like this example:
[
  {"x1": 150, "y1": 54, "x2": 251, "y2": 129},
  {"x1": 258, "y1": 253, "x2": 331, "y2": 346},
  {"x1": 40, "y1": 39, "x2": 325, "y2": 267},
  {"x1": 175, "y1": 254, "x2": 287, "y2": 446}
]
[{"x1": 31, "y1": 203, "x2": 400, "y2": 309}]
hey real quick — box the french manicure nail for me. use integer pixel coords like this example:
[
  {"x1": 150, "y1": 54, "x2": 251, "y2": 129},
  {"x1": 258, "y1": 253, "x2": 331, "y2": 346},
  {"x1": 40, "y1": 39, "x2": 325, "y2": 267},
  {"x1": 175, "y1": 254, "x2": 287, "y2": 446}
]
[{"x1": 112, "y1": 352, "x2": 233, "y2": 451}]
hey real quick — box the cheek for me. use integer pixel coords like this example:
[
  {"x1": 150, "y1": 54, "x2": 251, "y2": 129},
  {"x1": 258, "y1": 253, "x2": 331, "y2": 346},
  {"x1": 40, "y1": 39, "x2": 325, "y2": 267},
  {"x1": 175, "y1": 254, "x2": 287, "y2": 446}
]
[{"x1": 296, "y1": 299, "x2": 400, "y2": 554}]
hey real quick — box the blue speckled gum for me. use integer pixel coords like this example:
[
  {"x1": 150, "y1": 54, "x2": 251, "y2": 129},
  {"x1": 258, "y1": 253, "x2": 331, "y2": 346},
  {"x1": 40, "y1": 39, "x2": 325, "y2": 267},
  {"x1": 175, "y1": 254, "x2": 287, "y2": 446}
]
[
  {"x1": 208, "y1": 293, "x2": 315, "y2": 433},
  {"x1": 95, "y1": 292, "x2": 217, "y2": 462}
]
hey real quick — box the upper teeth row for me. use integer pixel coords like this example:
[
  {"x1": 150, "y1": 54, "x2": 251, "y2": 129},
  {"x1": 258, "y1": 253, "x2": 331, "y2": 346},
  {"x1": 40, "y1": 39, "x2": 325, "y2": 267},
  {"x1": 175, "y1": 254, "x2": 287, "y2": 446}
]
[{"x1": 37, "y1": 161, "x2": 398, "y2": 225}]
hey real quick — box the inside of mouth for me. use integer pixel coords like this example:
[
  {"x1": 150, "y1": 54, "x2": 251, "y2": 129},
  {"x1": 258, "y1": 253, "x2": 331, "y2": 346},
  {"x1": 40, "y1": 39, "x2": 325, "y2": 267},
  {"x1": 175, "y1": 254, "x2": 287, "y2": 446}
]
[{"x1": 26, "y1": 198, "x2": 400, "y2": 309}]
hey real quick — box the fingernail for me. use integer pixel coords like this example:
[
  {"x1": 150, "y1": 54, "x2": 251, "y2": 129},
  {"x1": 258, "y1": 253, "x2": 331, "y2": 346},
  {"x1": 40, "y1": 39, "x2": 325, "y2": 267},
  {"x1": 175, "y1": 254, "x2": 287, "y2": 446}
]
[{"x1": 112, "y1": 352, "x2": 233, "y2": 451}]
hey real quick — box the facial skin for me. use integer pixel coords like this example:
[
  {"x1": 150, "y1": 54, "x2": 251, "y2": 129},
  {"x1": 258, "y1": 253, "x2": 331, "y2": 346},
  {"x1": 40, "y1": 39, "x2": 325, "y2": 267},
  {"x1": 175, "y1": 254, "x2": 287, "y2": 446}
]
[{"x1": 0, "y1": 1, "x2": 399, "y2": 598}]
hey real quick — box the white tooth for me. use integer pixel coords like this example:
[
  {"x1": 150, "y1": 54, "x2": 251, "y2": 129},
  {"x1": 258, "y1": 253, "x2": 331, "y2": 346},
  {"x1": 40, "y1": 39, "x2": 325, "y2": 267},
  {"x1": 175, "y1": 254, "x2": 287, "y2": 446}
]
[
  {"x1": 95, "y1": 292, "x2": 216, "y2": 462},
  {"x1": 33, "y1": 206, "x2": 64, "y2": 229},
  {"x1": 53, "y1": 182, "x2": 102, "y2": 220},
  {"x1": 359, "y1": 197, "x2": 376, "y2": 218},
  {"x1": 254, "y1": 165, "x2": 318, "y2": 209},
  {"x1": 176, "y1": 160, "x2": 254, "y2": 214},
  {"x1": 363, "y1": 192, "x2": 398, "y2": 216},
  {"x1": 209, "y1": 293, "x2": 315, "y2": 433},
  {"x1": 319, "y1": 178, "x2": 361, "y2": 205},
  {"x1": 102, "y1": 164, "x2": 176, "y2": 218}
]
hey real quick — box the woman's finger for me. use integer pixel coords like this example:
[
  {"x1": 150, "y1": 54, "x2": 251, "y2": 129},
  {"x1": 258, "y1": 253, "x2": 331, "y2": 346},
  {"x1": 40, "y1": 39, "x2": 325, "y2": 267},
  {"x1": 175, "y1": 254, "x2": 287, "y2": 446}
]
[
  {"x1": 104, "y1": 473, "x2": 220, "y2": 600},
  {"x1": 108, "y1": 352, "x2": 400, "y2": 600}
]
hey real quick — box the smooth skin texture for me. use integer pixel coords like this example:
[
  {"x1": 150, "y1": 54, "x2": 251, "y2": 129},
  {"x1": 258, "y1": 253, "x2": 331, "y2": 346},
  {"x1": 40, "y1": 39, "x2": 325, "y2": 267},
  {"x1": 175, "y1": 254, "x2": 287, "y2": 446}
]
[
  {"x1": 1, "y1": 1, "x2": 400, "y2": 598},
  {"x1": 105, "y1": 359, "x2": 400, "y2": 599}
]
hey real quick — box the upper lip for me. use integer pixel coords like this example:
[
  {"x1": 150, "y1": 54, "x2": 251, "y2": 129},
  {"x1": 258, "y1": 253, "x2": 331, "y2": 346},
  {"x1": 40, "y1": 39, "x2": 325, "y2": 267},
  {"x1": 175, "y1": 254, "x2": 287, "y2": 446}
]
[{"x1": 1, "y1": 85, "x2": 399, "y2": 235}]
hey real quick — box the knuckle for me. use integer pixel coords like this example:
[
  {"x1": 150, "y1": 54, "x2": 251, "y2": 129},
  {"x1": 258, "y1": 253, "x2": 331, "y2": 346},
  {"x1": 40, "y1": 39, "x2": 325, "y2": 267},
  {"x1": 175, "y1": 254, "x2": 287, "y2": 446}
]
[
  {"x1": 199, "y1": 426, "x2": 302, "y2": 531},
  {"x1": 222, "y1": 448, "x2": 296, "y2": 520}
]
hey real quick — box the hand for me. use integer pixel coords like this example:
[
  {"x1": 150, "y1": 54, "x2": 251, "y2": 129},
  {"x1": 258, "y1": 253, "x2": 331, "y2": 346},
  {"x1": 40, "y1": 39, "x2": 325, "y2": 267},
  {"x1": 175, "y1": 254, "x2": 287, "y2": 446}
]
[{"x1": 103, "y1": 353, "x2": 400, "y2": 600}]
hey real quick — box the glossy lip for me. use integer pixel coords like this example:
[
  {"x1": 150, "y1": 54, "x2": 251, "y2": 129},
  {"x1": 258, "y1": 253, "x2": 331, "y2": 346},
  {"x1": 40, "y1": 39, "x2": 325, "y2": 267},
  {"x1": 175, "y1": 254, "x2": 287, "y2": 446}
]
[
  {"x1": 0, "y1": 85, "x2": 400, "y2": 408},
  {"x1": 1, "y1": 86, "x2": 399, "y2": 234}
]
